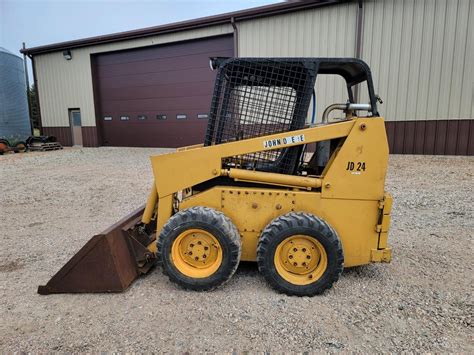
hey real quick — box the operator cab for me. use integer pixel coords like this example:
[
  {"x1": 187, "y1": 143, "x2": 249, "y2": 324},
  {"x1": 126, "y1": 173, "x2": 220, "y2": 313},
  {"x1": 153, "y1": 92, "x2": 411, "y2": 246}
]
[{"x1": 206, "y1": 57, "x2": 381, "y2": 176}]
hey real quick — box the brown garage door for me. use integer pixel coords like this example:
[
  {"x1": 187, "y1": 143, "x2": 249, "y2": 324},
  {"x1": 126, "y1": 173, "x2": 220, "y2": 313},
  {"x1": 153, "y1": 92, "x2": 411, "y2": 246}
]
[{"x1": 93, "y1": 35, "x2": 233, "y2": 147}]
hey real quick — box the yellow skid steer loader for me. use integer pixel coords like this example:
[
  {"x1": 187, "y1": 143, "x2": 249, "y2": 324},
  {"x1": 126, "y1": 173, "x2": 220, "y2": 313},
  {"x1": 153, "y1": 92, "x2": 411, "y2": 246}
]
[{"x1": 38, "y1": 58, "x2": 392, "y2": 297}]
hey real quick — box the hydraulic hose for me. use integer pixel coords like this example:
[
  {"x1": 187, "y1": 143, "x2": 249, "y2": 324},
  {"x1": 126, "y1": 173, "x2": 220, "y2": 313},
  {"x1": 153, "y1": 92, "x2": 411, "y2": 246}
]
[{"x1": 311, "y1": 89, "x2": 316, "y2": 125}]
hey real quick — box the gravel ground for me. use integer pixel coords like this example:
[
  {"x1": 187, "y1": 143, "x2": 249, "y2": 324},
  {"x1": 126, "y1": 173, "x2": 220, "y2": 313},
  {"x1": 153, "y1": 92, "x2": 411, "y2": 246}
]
[{"x1": 1, "y1": 147, "x2": 472, "y2": 352}]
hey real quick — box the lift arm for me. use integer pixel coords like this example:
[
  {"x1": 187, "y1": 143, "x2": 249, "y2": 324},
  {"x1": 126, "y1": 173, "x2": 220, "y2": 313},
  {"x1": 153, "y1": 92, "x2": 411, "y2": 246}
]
[{"x1": 150, "y1": 119, "x2": 355, "y2": 199}]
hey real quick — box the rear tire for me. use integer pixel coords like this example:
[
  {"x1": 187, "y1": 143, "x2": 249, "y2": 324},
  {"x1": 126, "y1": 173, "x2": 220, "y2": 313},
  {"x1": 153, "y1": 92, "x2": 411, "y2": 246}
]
[
  {"x1": 157, "y1": 206, "x2": 241, "y2": 291},
  {"x1": 257, "y1": 212, "x2": 344, "y2": 296}
]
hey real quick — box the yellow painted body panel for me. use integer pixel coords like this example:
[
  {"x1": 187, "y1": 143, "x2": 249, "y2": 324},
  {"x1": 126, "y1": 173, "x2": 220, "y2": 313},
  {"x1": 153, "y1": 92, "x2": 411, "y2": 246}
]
[
  {"x1": 322, "y1": 119, "x2": 389, "y2": 200},
  {"x1": 149, "y1": 119, "x2": 355, "y2": 199},
  {"x1": 179, "y1": 186, "x2": 383, "y2": 267},
  {"x1": 144, "y1": 117, "x2": 392, "y2": 267},
  {"x1": 176, "y1": 143, "x2": 204, "y2": 151}
]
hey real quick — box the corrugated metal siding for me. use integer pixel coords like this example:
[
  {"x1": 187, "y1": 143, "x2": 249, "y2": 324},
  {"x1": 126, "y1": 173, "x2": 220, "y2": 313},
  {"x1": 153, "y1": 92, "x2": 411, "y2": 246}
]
[
  {"x1": 34, "y1": 0, "x2": 473, "y2": 154},
  {"x1": 35, "y1": 51, "x2": 94, "y2": 127},
  {"x1": 238, "y1": 3, "x2": 358, "y2": 122},
  {"x1": 386, "y1": 120, "x2": 473, "y2": 155},
  {"x1": 361, "y1": 0, "x2": 473, "y2": 122},
  {"x1": 0, "y1": 50, "x2": 31, "y2": 140},
  {"x1": 35, "y1": 24, "x2": 233, "y2": 127},
  {"x1": 238, "y1": 0, "x2": 473, "y2": 123},
  {"x1": 42, "y1": 127, "x2": 72, "y2": 146},
  {"x1": 82, "y1": 127, "x2": 100, "y2": 147}
]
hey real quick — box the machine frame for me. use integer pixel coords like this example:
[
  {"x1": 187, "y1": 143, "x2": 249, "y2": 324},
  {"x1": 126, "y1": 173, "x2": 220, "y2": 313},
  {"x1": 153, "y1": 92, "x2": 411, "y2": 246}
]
[
  {"x1": 37, "y1": 57, "x2": 393, "y2": 296},
  {"x1": 144, "y1": 117, "x2": 392, "y2": 267}
]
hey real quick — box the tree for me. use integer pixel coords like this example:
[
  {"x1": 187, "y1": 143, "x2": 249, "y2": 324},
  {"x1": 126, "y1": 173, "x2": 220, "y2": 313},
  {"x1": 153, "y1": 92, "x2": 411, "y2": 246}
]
[{"x1": 28, "y1": 84, "x2": 40, "y2": 130}]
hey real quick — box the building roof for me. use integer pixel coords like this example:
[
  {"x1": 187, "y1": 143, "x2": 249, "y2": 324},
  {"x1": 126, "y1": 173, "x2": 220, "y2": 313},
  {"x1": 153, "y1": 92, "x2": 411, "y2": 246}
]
[{"x1": 21, "y1": 0, "x2": 347, "y2": 56}]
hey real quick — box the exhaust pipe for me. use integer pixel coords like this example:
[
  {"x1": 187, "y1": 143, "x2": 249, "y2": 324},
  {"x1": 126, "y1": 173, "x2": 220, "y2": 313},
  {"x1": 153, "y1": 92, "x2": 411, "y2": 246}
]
[{"x1": 316, "y1": 103, "x2": 372, "y2": 169}]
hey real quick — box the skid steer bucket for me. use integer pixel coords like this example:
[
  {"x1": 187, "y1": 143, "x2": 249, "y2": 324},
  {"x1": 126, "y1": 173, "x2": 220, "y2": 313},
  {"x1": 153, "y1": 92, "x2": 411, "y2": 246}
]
[{"x1": 38, "y1": 206, "x2": 156, "y2": 295}]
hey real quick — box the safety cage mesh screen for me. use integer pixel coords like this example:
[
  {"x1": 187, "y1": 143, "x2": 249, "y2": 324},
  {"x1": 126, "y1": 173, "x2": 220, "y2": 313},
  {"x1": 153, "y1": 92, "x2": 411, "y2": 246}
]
[{"x1": 205, "y1": 58, "x2": 317, "y2": 174}]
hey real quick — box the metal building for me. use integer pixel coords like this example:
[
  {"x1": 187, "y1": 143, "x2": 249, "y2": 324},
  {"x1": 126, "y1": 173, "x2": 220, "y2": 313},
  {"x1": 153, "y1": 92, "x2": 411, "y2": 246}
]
[
  {"x1": 21, "y1": 0, "x2": 473, "y2": 154},
  {"x1": 0, "y1": 47, "x2": 31, "y2": 141}
]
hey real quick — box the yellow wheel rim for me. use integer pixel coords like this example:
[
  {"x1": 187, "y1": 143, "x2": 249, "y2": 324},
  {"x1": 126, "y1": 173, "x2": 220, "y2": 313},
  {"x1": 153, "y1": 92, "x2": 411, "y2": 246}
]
[
  {"x1": 171, "y1": 228, "x2": 222, "y2": 278},
  {"x1": 274, "y1": 235, "x2": 327, "y2": 286}
]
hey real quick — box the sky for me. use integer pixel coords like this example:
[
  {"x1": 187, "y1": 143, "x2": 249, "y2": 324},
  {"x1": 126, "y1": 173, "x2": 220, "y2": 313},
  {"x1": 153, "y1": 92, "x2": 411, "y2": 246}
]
[{"x1": 1, "y1": 0, "x2": 281, "y2": 55}]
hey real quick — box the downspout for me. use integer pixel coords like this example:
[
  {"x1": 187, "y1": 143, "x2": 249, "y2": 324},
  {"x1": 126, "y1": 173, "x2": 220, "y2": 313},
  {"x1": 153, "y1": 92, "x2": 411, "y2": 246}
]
[
  {"x1": 29, "y1": 54, "x2": 43, "y2": 133},
  {"x1": 231, "y1": 17, "x2": 238, "y2": 57},
  {"x1": 353, "y1": 0, "x2": 364, "y2": 102},
  {"x1": 22, "y1": 42, "x2": 34, "y2": 135}
]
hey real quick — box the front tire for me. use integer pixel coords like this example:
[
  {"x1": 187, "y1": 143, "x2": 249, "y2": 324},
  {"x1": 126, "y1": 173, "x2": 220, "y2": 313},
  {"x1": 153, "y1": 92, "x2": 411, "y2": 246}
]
[
  {"x1": 257, "y1": 212, "x2": 344, "y2": 296},
  {"x1": 157, "y1": 206, "x2": 241, "y2": 291}
]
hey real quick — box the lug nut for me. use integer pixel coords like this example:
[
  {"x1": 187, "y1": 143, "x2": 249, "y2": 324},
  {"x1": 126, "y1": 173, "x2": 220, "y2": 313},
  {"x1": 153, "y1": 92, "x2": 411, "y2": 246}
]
[
  {"x1": 289, "y1": 255, "x2": 293, "y2": 259},
  {"x1": 197, "y1": 241, "x2": 202, "y2": 245},
  {"x1": 293, "y1": 248, "x2": 297, "y2": 252},
  {"x1": 293, "y1": 262, "x2": 298, "y2": 266},
  {"x1": 203, "y1": 254, "x2": 207, "y2": 259},
  {"x1": 302, "y1": 248, "x2": 306, "y2": 252},
  {"x1": 195, "y1": 257, "x2": 199, "y2": 261},
  {"x1": 306, "y1": 255, "x2": 311, "y2": 259},
  {"x1": 204, "y1": 246, "x2": 209, "y2": 250},
  {"x1": 190, "y1": 243, "x2": 194, "y2": 248},
  {"x1": 189, "y1": 251, "x2": 193, "y2": 255}
]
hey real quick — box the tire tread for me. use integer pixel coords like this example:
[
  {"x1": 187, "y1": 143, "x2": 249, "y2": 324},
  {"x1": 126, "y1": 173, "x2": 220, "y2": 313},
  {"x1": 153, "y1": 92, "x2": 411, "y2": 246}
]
[
  {"x1": 257, "y1": 212, "x2": 344, "y2": 296},
  {"x1": 157, "y1": 206, "x2": 241, "y2": 291}
]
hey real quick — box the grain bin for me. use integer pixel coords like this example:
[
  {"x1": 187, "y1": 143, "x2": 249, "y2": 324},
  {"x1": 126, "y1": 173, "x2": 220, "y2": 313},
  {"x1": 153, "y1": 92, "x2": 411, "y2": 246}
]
[{"x1": 0, "y1": 47, "x2": 31, "y2": 141}]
